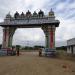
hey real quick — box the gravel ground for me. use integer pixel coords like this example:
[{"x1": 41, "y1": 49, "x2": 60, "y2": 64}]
[{"x1": 0, "y1": 52, "x2": 75, "y2": 75}]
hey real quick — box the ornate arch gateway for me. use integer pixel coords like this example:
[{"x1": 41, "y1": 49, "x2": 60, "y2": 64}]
[{"x1": 0, "y1": 9, "x2": 60, "y2": 50}]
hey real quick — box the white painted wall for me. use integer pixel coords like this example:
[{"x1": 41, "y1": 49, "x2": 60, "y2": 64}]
[
  {"x1": 67, "y1": 38, "x2": 75, "y2": 54},
  {"x1": 73, "y1": 46, "x2": 75, "y2": 54},
  {"x1": 67, "y1": 46, "x2": 72, "y2": 54}
]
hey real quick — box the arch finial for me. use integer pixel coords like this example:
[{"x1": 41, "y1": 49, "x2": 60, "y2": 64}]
[{"x1": 49, "y1": 8, "x2": 54, "y2": 16}]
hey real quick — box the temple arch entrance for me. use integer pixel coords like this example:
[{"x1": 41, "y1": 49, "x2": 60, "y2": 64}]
[{"x1": 0, "y1": 9, "x2": 60, "y2": 49}]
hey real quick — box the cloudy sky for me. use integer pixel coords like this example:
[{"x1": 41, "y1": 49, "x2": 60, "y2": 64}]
[{"x1": 0, "y1": 0, "x2": 75, "y2": 47}]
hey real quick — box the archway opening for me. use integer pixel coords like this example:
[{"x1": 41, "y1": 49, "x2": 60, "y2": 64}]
[{"x1": 12, "y1": 28, "x2": 45, "y2": 48}]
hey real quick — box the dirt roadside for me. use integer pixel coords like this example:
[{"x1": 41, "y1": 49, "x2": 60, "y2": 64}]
[{"x1": 0, "y1": 52, "x2": 75, "y2": 75}]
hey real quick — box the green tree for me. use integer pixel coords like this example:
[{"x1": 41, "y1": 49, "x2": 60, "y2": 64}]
[
  {"x1": 0, "y1": 44, "x2": 2, "y2": 49},
  {"x1": 16, "y1": 45, "x2": 21, "y2": 50}
]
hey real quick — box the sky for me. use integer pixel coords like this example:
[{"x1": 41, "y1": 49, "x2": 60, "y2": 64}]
[{"x1": 0, "y1": 0, "x2": 75, "y2": 47}]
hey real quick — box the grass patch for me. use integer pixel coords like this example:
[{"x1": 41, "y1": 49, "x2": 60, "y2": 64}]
[{"x1": 56, "y1": 50, "x2": 75, "y2": 61}]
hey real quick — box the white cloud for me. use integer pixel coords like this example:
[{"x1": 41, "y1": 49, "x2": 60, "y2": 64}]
[
  {"x1": 56, "y1": 18, "x2": 75, "y2": 41},
  {"x1": 56, "y1": 2, "x2": 66, "y2": 11},
  {"x1": 12, "y1": 28, "x2": 45, "y2": 45}
]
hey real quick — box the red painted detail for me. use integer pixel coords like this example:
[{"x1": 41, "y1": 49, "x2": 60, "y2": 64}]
[
  {"x1": 4, "y1": 29, "x2": 7, "y2": 41},
  {"x1": 50, "y1": 30, "x2": 53, "y2": 48},
  {"x1": 4, "y1": 29, "x2": 8, "y2": 42}
]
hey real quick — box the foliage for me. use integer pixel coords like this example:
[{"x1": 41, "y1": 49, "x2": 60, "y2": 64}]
[
  {"x1": 33, "y1": 45, "x2": 45, "y2": 50},
  {"x1": 0, "y1": 44, "x2": 2, "y2": 49},
  {"x1": 16, "y1": 45, "x2": 21, "y2": 50},
  {"x1": 56, "y1": 46, "x2": 67, "y2": 51},
  {"x1": 21, "y1": 45, "x2": 45, "y2": 50},
  {"x1": 21, "y1": 46, "x2": 33, "y2": 50}
]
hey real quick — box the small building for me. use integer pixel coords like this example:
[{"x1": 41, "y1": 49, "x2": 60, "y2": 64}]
[{"x1": 67, "y1": 38, "x2": 75, "y2": 54}]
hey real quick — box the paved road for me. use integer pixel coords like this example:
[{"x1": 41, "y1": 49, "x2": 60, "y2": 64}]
[{"x1": 0, "y1": 52, "x2": 75, "y2": 75}]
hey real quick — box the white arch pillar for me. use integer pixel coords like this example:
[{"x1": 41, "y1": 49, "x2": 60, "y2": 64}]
[
  {"x1": 42, "y1": 25, "x2": 56, "y2": 49},
  {"x1": 2, "y1": 27, "x2": 9, "y2": 48},
  {"x1": 2, "y1": 27, "x2": 16, "y2": 48}
]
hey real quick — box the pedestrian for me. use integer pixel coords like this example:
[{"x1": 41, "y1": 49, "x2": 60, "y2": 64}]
[
  {"x1": 39, "y1": 48, "x2": 42, "y2": 57},
  {"x1": 17, "y1": 47, "x2": 19, "y2": 56}
]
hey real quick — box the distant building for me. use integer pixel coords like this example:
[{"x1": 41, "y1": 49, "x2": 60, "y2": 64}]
[{"x1": 67, "y1": 38, "x2": 75, "y2": 54}]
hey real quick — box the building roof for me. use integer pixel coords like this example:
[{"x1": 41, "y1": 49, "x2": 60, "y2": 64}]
[{"x1": 67, "y1": 38, "x2": 75, "y2": 46}]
